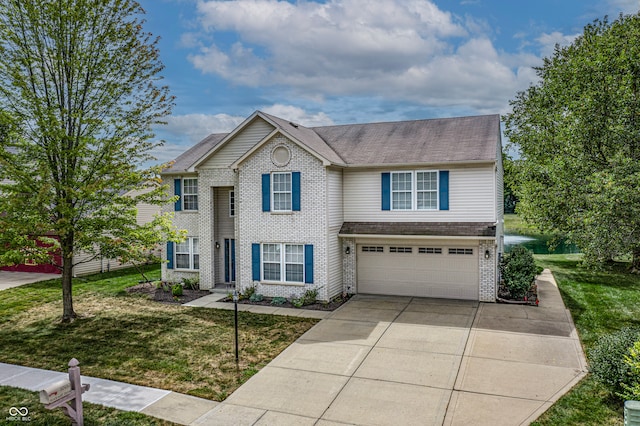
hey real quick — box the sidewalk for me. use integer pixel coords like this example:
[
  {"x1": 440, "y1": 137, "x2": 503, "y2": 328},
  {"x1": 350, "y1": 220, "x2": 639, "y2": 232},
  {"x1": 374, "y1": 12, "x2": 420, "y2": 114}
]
[{"x1": 1, "y1": 270, "x2": 587, "y2": 425}]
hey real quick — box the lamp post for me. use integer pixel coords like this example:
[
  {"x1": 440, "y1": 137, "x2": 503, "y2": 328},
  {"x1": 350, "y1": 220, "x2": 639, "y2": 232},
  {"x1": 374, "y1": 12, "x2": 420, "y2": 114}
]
[{"x1": 233, "y1": 289, "x2": 239, "y2": 364}]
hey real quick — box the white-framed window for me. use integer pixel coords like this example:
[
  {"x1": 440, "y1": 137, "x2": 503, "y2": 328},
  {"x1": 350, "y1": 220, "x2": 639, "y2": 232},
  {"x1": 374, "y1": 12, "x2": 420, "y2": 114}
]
[
  {"x1": 182, "y1": 178, "x2": 198, "y2": 211},
  {"x1": 416, "y1": 171, "x2": 438, "y2": 210},
  {"x1": 176, "y1": 237, "x2": 199, "y2": 269},
  {"x1": 391, "y1": 171, "x2": 438, "y2": 210},
  {"x1": 272, "y1": 172, "x2": 292, "y2": 211},
  {"x1": 229, "y1": 190, "x2": 235, "y2": 217},
  {"x1": 261, "y1": 243, "x2": 304, "y2": 283},
  {"x1": 391, "y1": 172, "x2": 412, "y2": 210}
]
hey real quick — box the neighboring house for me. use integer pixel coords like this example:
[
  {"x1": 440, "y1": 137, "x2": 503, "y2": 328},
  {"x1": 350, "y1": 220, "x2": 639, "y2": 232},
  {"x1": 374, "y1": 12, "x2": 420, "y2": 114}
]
[
  {"x1": 0, "y1": 188, "x2": 160, "y2": 276},
  {"x1": 162, "y1": 111, "x2": 504, "y2": 302}
]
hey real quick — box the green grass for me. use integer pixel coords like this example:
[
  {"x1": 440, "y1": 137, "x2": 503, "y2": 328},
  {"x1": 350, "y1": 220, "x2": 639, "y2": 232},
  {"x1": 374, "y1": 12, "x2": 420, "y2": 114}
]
[
  {"x1": 531, "y1": 254, "x2": 640, "y2": 425},
  {"x1": 504, "y1": 213, "x2": 541, "y2": 235},
  {"x1": 0, "y1": 386, "x2": 176, "y2": 425},
  {"x1": 0, "y1": 265, "x2": 319, "y2": 402}
]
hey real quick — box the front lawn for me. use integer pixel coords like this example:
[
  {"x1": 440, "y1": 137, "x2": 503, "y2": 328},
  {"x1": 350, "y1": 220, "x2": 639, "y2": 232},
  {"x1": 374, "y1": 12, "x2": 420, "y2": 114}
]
[
  {"x1": 0, "y1": 265, "x2": 319, "y2": 401},
  {"x1": 532, "y1": 254, "x2": 640, "y2": 425}
]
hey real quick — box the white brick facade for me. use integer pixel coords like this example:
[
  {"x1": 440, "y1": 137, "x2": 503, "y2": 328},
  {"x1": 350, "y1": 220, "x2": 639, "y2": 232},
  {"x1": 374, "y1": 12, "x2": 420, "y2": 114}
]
[
  {"x1": 236, "y1": 135, "x2": 330, "y2": 301},
  {"x1": 479, "y1": 240, "x2": 497, "y2": 302}
]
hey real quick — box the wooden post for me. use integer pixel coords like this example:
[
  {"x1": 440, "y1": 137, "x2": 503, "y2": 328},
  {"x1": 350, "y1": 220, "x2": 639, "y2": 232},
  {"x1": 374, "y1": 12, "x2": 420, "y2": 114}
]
[
  {"x1": 41, "y1": 358, "x2": 90, "y2": 426},
  {"x1": 68, "y1": 358, "x2": 84, "y2": 426}
]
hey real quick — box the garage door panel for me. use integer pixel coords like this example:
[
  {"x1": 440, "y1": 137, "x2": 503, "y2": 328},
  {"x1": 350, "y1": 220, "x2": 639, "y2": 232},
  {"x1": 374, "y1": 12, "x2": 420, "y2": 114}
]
[{"x1": 357, "y1": 244, "x2": 479, "y2": 300}]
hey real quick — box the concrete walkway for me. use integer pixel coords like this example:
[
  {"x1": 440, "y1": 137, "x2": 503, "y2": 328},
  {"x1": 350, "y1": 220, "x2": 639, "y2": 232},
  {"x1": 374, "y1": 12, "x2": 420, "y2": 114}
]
[
  {"x1": 0, "y1": 271, "x2": 57, "y2": 290},
  {"x1": 1, "y1": 269, "x2": 587, "y2": 425}
]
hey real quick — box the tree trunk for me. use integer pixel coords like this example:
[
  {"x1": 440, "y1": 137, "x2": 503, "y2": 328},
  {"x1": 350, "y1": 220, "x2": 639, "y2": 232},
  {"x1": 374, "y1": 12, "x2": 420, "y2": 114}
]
[{"x1": 61, "y1": 234, "x2": 76, "y2": 322}]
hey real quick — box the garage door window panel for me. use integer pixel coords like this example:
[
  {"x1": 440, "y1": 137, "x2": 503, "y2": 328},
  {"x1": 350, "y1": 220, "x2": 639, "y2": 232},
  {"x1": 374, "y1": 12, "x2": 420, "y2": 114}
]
[{"x1": 449, "y1": 248, "x2": 474, "y2": 255}]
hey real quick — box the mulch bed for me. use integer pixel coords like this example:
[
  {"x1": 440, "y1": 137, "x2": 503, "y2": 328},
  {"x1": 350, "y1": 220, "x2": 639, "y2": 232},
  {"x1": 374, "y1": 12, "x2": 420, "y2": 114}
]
[
  {"x1": 126, "y1": 282, "x2": 210, "y2": 305},
  {"x1": 221, "y1": 294, "x2": 353, "y2": 311},
  {"x1": 497, "y1": 283, "x2": 539, "y2": 305}
]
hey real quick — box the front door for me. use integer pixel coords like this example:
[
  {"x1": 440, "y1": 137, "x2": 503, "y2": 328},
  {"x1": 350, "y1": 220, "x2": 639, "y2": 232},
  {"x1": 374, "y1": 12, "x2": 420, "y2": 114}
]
[{"x1": 224, "y1": 239, "x2": 236, "y2": 282}]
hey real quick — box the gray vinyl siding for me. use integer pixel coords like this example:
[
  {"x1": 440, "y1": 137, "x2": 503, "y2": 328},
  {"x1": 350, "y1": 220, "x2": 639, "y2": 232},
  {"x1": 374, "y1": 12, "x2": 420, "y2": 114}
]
[
  {"x1": 199, "y1": 118, "x2": 275, "y2": 169},
  {"x1": 343, "y1": 166, "x2": 496, "y2": 222},
  {"x1": 327, "y1": 168, "x2": 343, "y2": 299},
  {"x1": 496, "y1": 140, "x2": 504, "y2": 254}
]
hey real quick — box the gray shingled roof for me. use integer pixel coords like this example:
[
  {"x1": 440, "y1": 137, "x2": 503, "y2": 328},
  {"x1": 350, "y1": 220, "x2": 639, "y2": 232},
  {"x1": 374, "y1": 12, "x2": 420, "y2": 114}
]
[
  {"x1": 163, "y1": 112, "x2": 500, "y2": 172},
  {"x1": 313, "y1": 114, "x2": 500, "y2": 165},
  {"x1": 339, "y1": 222, "x2": 497, "y2": 237},
  {"x1": 164, "y1": 133, "x2": 226, "y2": 173}
]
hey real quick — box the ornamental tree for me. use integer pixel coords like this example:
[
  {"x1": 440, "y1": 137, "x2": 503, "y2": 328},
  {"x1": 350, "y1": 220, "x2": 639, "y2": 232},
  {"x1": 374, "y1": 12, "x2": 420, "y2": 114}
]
[
  {"x1": 503, "y1": 13, "x2": 640, "y2": 271},
  {"x1": 0, "y1": 0, "x2": 184, "y2": 321}
]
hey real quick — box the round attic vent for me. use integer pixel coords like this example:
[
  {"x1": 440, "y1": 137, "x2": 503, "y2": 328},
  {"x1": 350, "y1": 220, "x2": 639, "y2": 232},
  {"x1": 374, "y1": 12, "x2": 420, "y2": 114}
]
[{"x1": 271, "y1": 145, "x2": 291, "y2": 167}]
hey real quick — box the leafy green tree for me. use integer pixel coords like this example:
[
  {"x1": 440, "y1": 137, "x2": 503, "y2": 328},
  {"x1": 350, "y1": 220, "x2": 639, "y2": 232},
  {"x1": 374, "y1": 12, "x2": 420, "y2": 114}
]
[
  {"x1": 502, "y1": 152, "x2": 519, "y2": 214},
  {"x1": 0, "y1": 0, "x2": 183, "y2": 321},
  {"x1": 503, "y1": 13, "x2": 640, "y2": 271}
]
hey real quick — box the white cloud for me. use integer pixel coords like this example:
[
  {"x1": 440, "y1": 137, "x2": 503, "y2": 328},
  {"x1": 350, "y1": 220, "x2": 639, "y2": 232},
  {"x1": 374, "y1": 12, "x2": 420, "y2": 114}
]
[
  {"x1": 536, "y1": 31, "x2": 579, "y2": 57},
  {"x1": 187, "y1": 0, "x2": 537, "y2": 112},
  {"x1": 262, "y1": 104, "x2": 335, "y2": 127},
  {"x1": 606, "y1": 0, "x2": 640, "y2": 14},
  {"x1": 163, "y1": 113, "x2": 245, "y2": 142}
]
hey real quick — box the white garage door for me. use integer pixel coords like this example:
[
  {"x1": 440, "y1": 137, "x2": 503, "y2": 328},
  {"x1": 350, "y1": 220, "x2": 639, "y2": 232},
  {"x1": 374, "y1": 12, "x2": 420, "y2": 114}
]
[{"x1": 357, "y1": 244, "x2": 479, "y2": 300}]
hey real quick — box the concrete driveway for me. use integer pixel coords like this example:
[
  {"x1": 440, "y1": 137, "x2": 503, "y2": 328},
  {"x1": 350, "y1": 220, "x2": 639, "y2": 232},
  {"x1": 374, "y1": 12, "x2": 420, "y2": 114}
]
[
  {"x1": 0, "y1": 271, "x2": 57, "y2": 290},
  {"x1": 193, "y1": 270, "x2": 586, "y2": 426}
]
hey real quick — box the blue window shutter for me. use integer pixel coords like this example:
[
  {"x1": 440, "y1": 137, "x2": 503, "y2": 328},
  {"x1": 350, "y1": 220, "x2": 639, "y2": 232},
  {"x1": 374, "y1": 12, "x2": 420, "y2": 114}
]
[
  {"x1": 381, "y1": 173, "x2": 391, "y2": 211},
  {"x1": 292, "y1": 172, "x2": 301, "y2": 211},
  {"x1": 262, "y1": 174, "x2": 270, "y2": 212},
  {"x1": 439, "y1": 170, "x2": 449, "y2": 211},
  {"x1": 304, "y1": 244, "x2": 314, "y2": 284},
  {"x1": 231, "y1": 239, "x2": 236, "y2": 282},
  {"x1": 174, "y1": 179, "x2": 182, "y2": 211},
  {"x1": 252, "y1": 243, "x2": 261, "y2": 281},
  {"x1": 224, "y1": 239, "x2": 230, "y2": 282},
  {"x1": 167, "y1": 242, "x2": 174, "y2": 269}
]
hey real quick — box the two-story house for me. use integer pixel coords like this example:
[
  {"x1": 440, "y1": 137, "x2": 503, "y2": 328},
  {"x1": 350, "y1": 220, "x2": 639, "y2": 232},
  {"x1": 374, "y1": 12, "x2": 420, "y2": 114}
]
[{"x1": 161, "y1": 111, "x2": 503, "y2": 302}]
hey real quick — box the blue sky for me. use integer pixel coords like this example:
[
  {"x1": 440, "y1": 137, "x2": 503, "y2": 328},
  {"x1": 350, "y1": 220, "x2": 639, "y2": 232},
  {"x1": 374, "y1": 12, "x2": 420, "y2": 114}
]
[{"x1": 137, "y1": 0, "x2": 640, "y2": 164}]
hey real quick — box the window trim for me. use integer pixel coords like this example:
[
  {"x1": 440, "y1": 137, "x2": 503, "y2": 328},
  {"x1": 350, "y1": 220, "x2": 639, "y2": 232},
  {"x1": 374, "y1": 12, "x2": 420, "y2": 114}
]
[
  {"x1": 271, "y1": 172, "x2": 292, "y2": 212},
  {"x1": 390, "y1": 170, "x2": 439, "y2": 211},
  {"x1": 260, "y1": 243, "x2": 305, "y2": 284},
  {"x1": 182, "y1": 178, "x2": 199, "y2": 211},
  {"x1": 175, "y1": 237, "x2": 200, "y2": 270}
]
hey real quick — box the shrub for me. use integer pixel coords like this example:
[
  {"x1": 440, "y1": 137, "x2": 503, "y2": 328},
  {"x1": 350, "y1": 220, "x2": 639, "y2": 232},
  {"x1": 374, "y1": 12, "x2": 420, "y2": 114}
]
[
  {"x1": 500, "y1": 245, "x2": 537, "y2": 299},
  {"x1": 620, "y1": 341, "x2": 640, "y2": 400},
  {"x1": 249, "y1": 293, "x2": 264, "y2": 302},
  {"x1": 270, "y1": 297, "x2": 287, "y2": 306},
  {"x1": 290, "y1": 298, "x2": 305, "y2": 308},
  {"x1": 171, "y1": 284, "x2": 183, "y2": 297},
  {"x1": 182, "y1": 277, "x2": 199, "y2": 290},
  {"x1": 240, "y1": 285, "x2": 256, "y2": 300},
  {"x1": 301, "y1": 288, "x2": 318, "y2": 306},
  {"x1": 589, "y1": 327, "x2": 640, "y2": 394}
]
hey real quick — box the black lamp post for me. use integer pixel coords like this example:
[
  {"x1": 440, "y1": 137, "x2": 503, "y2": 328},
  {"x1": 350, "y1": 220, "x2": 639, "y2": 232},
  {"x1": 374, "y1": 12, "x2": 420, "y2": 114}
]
[{"x1": 233, "y1": 289, "x2": 239, "y2": 364}]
